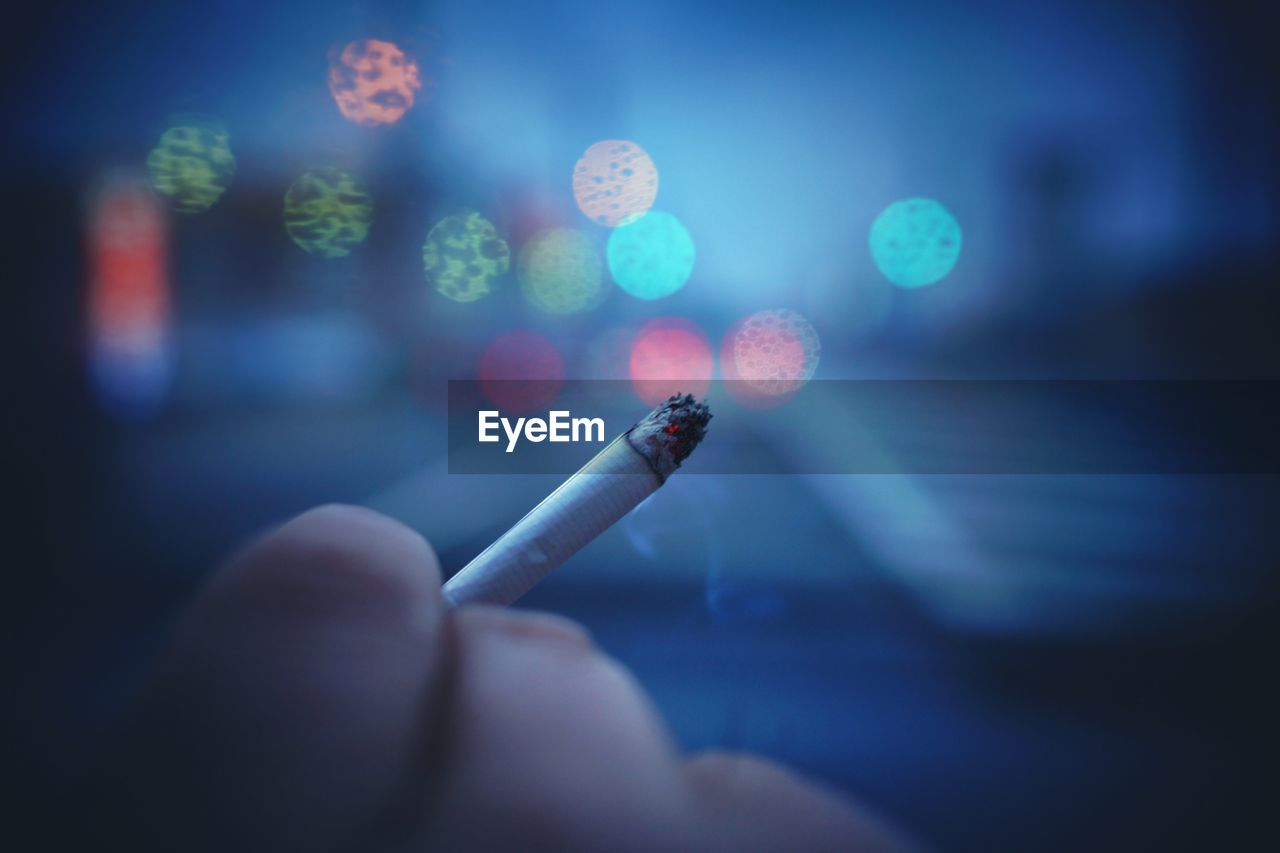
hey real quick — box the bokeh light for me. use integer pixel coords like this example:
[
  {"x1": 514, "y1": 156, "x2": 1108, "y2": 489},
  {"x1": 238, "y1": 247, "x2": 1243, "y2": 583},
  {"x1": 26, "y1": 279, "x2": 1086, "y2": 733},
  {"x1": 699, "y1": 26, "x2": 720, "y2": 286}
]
[
  {"x1": 572, "y1": 140, "x2": 659, "y2": 227},
  {"x1": 629, "y1": 317, "x2": 713, "y2": 406},
  {"x1": 423, "y1": 211, "x2": 510, "y2": 302},
  {"x1": 146, "y1": 120, "x2": 235, "y2": 214},
  {"x1": 518, "y1": 228, "x2": 605, "y2": 314},
  {"x1": 607, "y1": 210, "x2": 695, "y2": 300},
  {"x1": 283, "y1": 167, "x2": 373, "y2": 258},
  {"x1": 478, "y1": 330, "x2": 565, "y2": 412},
  {"x1": 869, "y1": 197, "x2": 962, "y2": 288},
  {"x1": 86, "y1": 178, "x2": 173, "y2": 418},
  {"x1": 719, "y1": 318, "x2": 785, "y2": 409},
  {"x1": 328, "y1": 39, "x2": 424, "y2": 126},
  {"x1": 731, "y1": 309, "x2": 821, "y2": 396}
]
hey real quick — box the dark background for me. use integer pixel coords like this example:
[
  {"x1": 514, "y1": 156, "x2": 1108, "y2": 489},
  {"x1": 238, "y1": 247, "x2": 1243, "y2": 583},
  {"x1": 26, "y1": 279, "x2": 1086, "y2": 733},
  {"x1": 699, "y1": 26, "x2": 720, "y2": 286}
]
[{"x1": 10, "y1": 0, "x2": 1280, "y2": 849}]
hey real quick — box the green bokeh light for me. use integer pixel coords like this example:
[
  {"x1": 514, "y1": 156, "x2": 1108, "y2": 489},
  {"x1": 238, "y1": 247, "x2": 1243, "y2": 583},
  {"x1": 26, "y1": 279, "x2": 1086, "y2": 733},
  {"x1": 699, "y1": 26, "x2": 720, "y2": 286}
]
[
  {"x1": 146, "y1": 121, "x2": 235, "y2": 214},
  {"x1": 282, "y1": 167, "x2": 373, "y2": 258},
  {"x1": 606, "y1": 210, "x2": 695, "y2": 300},
  {"x1": 423, "y1": 211, "x2": 510, "y2": 302},
  {"x1": 868, "y1": 198, "x2": 962, "y2": 288},
  {"x1": 518, "y1": 228, "x2": 605, "y2": 314}
]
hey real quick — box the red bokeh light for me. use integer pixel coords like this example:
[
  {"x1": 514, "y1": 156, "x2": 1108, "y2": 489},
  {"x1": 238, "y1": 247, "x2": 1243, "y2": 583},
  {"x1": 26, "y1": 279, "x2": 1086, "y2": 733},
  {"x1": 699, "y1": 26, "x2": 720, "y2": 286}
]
[
  {"x1": 87, "y1": 178, "x2": 173, "y2": 416},
  {"x1": 478, "y1": 331, "x2": 564, "y2": 412},
  {"x1": 628, "y1": 317, "x2": 712, "y2": 406},
  {"x1": 89, "y1": 183, "x2": 168, "y2": 332}
]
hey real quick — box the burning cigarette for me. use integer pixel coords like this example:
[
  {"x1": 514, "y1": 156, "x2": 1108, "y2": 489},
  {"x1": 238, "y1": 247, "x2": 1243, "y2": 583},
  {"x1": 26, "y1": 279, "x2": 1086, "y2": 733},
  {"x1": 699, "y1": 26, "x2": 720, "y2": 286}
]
[{"x1": 443, "y1": 393, "x2": 712, "y2": 608}]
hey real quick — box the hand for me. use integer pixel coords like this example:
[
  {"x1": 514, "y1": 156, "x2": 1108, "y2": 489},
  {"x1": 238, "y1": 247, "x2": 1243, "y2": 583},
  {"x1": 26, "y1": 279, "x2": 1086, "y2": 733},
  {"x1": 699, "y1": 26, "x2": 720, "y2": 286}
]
[{"x1": 115, "y1": 505, "x2": 911, "y2": 851}]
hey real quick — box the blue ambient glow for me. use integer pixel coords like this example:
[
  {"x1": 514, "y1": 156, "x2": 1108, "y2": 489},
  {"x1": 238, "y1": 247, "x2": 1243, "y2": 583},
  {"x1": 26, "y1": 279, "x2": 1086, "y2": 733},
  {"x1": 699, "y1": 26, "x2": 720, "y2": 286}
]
[
  {"x1": 606, "y1": 210, "x2": 695, "y2": 300},
  {"x1": 868, "y1": 198, "x2": 962, "y2": 288}
]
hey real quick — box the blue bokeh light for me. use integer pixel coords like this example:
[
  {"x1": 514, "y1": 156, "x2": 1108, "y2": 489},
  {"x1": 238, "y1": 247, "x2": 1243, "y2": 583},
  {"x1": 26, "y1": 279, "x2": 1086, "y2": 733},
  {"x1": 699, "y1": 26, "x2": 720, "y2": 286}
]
[
  {"x1": 869, "y1": 197, "x2": 962, "y2": 288},
  {"x1": 606, "y1": 210, "x2": 695, "y2": 300}
]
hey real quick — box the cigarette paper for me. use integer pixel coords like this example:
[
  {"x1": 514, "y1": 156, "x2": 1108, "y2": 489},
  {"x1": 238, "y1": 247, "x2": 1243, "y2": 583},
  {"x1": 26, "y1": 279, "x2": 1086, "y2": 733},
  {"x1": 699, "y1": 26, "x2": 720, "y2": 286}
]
[{"x1": 443, "y1": 394, "x2": 712, "y2": 607}]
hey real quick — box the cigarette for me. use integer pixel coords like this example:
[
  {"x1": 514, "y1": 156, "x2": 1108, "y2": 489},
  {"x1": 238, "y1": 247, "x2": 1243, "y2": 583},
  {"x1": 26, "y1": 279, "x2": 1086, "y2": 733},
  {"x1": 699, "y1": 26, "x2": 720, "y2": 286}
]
[{"x1": 443, "y1": 393, "x2": 712, "y2": 608}]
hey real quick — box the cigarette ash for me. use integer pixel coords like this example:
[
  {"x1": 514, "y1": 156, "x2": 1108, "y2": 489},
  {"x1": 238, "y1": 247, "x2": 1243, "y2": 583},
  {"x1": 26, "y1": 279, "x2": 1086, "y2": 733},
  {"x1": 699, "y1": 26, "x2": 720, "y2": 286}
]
[{"x1": 625, "y1": 393, "x2": 712, "y2": 481}]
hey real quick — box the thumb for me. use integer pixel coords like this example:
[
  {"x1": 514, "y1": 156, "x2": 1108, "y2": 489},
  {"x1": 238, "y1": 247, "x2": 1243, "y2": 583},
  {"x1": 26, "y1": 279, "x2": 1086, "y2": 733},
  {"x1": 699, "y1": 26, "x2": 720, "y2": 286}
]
[
  {"x1": 684, "y1": 750, "x2": 919, "y2": 852},
  {"x1": 123, "y1": 504, "x2": 446, "y2": 851}
]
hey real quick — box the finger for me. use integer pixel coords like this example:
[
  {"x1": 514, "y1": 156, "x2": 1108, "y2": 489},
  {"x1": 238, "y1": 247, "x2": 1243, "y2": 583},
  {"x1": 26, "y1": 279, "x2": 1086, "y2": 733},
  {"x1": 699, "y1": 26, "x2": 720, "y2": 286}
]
[
  {"x1": 131, "y1": 504, "x2": 445, "y2": 851},
  {"x1": 421, "y1": 606, "x2": 686, "y2": 849},
  {"x1": 684, "y1": 750, "x2": 917, "y2": 852}
]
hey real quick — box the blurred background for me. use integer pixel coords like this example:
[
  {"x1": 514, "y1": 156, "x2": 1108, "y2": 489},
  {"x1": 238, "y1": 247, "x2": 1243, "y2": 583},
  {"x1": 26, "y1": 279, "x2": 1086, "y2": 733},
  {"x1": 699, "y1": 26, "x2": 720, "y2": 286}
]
[{"x1": 11, "y1": 0, "x2": 1279, "y2": 849}]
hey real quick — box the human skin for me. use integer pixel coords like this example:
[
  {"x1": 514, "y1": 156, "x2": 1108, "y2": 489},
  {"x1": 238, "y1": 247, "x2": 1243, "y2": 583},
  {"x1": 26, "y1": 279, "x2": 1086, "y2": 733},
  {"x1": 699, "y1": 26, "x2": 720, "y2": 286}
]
[{"x1": 112, "y1": 505, "x2": 912, "y2": 852}]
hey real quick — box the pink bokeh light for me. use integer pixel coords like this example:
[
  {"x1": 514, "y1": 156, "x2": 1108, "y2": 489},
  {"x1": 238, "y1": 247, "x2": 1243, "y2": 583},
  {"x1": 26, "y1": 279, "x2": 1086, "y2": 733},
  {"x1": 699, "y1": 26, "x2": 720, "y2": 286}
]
[
  {"x1": 628, "y1": 317, "x2": 713, "y2": 406},
  {"x1": 478, "y1": 330, "x2": 565, "y2": 413}
]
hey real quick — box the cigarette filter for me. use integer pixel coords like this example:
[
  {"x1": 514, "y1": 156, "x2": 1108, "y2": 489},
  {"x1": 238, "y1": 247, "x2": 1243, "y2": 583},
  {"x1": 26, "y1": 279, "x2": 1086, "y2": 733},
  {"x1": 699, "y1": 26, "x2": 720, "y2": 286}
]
[{"x1": 443, "y1": 394, "x2": 711, "y2": 607}]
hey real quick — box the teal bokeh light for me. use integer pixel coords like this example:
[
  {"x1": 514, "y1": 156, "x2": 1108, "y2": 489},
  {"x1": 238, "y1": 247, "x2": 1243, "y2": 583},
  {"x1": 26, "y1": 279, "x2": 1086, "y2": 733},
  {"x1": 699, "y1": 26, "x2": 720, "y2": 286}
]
[
  {"x1": 869, "y1": 198, "x2": 962, "y2": 288},
  {"x1": 606, "y1": 210, "x2": 695, "y2": 300}
]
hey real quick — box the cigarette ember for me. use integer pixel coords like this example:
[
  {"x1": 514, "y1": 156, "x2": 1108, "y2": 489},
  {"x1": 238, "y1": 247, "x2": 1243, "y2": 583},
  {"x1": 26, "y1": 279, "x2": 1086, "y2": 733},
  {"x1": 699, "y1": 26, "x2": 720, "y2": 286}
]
[
  {"x1": 624, "y1": 393, "x2": 712, "y2": 481},
  {"x1": 443, "y1": 394, "x2": 712, "y2": 608}
]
